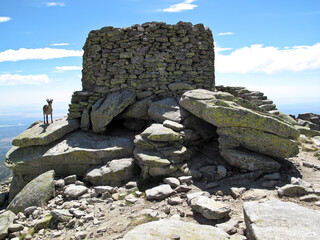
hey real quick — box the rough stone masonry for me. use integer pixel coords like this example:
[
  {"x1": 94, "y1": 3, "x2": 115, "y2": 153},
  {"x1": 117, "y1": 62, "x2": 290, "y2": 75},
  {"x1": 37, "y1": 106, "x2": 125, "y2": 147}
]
[{"x1": 68, "y1": 21, "x2": 215, "y2": 119}]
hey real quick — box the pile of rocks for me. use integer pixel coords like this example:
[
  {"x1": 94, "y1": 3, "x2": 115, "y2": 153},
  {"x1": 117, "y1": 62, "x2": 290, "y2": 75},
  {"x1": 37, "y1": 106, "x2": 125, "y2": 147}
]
[{"x1": 215, "y1": 85, "x2": 277, "y2": 112}]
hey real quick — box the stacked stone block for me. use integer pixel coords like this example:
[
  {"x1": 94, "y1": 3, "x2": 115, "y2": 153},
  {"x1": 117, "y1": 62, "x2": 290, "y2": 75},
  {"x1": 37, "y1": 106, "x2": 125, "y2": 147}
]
[
  {"x1": 68, "y1": 21, "x2": 215, "y2": 119},
  {"x1": 215, "y1": 85, "x2": 277, "y2": 112}
]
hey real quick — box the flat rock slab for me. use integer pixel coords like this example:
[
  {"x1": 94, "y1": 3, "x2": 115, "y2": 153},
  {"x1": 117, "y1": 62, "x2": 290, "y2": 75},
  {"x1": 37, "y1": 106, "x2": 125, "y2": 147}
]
[
  {"x1": 6, "y1": 130, "x2": 134, "y2": 177},
  {"x1": 122, "y1": 219, "x2": 230, "y2": 240},
  {"x1": 243, "y1": 200, "x2": 320, "y2": 240},
  {"x1": 7, "y1": 170, "x2": 55, "y2": 214},
  {"x1": 179, "y1": 89, "x2": 299, "y2": 139},
  {"x1": 91, "y1": 90, "x2": 136, "y2": 133},
  {"x1": 12, "y1": 117, "x2": 79, "y2": 148}
]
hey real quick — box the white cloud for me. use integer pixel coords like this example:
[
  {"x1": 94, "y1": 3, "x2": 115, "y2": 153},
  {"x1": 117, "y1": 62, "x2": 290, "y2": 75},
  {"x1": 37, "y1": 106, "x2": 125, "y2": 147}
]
[
  {"x1": 218, "y1": 32, "x2": 234, "y2": 36},
  {"x1": 46, "y1": 2, "x2": 65, "y2": 7},
  {"x1": 51, "y1": 43, "x2": 70, "y2": 46},
  {"x1": 161, "y1": 0, "x2": 198, "y2": 12},
  {"x1": 0, "y1": 74, "x2": 50, "y2": 86},
  {"x1": 216, "y1": 47, "x2": 233, "y2": 52},
  {"x1": 0, "y1": 17, "x2": 11, "y2": 23},
  {"x1": 215, "y1": 43, "x2": 320, "y2": 74},
  {"x1": 0, "y1": 48, "x2": 83, "y2": 62},
  {"x1": 56, "y1": 66, "x2": 82, "y2": 71}
]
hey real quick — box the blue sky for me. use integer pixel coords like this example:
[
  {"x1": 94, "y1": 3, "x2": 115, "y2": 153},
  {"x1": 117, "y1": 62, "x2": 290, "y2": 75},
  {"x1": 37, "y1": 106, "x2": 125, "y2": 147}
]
[{"x1": 1, "y1": 0, "x2": 320, "y2": 118}]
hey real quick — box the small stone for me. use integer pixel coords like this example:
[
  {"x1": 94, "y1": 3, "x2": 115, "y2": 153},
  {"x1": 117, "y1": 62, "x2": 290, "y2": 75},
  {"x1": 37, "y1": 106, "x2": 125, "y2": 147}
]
[
  {"x1": 303, "y1": 162, "x2": 315, "y2": 168},
  {"x1": 146, "y1": 184, "x2": 175, "y2": 201},
  {"x1": 75, "y1": 231, "x2": 87, "y2": 240},
  {"x1": 175, "y1": 185, "x2": 192, "y2": 193},
  {"x1": 50, "y1": 231, "x2": 63, "y2": 238},
  {"x1": 97, "y1": 226, "x2": 107, "y2": 233},
  {"x1": 168, "y1": 197, "x2": 183, "y2": 205},
  {"x1": 135, "y1": 191, "x2": 142, "y2": 197},
  {"x1": 8, "y1": 223, "x2": 24, "y2": 232},
  {"x1": 74, "y1": 210, "x2": 85, "y2": 218},
  {"x1": 163, "y1": 120, "x2": 184, "y2": 131},
  {"x1": 51, "y1": 209, "x2": 73, "y2": 222},
  {"x1": 164, "y1": 177, "x2": 180, "y2": 188},
  {"x1": 277, "y1": 184, "x2": 308, "y2": 197},
  {"x1": 169, "y1": 234, "x2": 180, "y2": 240},
  {"x1": 54, "y1": 179, "x2": 65, "y2": 188},
  {"x1": 64, "y1": 185, "x2": 88, "y2": 198},
  {"x1": 112, "y1": 193, "x2": 119, "y2": 201},
  {"x1": 125, "y1": 194, "x2": 138, "y2": 204},
  {"x1": 94, "y1": 186, "x2": 114, "y2": 195},
  {"x1": 163, "y1": 206, "x2": 171, "y2": 214},
  {"x1": 178, "y1": 176, "x2": 192, "y2": 184},
  {"x1": 186, "y1": 191, "x2": 210, "y2": 204},
  {"x1": 84, "y1": 214, "x2": 94, "y2": 221},
  {"x1": 101, "y1": 192, "x2": 112, "y2": 200},
  {"x1": 24, "y1": 206, "x2": 37, "y2": 217},
  {"x1": 216, "y1": 190, "x2": 224, "y2": 196},
  {"x1": 64, "y1": 175, "x2": 77, "y2": 185},
  {"x1": 230, "y1": 187, "x2": 246, "y2": 199},
  {"x1": 300, "y1": 194, "x2": 319, "y2": 202},
  {"x1": 66, "y1": 218, "x2": 76, "y2": 228},
  {"x1": 75, "y1": 180, "x2": 84, "y2": 186},
  {"x1": 125, "y1": 181, "x2": 137, "y2": 189},
  {"x1": 217, "y1": 166, "x2": 227, "y2": 178}
]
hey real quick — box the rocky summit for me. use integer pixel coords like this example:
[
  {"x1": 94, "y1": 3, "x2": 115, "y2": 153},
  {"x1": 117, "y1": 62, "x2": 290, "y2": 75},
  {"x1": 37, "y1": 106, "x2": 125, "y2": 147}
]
[{"x1": 1, "y1": 21, "x2": 320, "y2": 240}]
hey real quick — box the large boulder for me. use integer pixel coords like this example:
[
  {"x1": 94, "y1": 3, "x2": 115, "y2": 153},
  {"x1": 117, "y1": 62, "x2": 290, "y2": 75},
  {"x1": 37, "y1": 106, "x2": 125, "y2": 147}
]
[
  {"x1": 122, "y1": 219, "x2": 230, "y2": 240},
  {"x1": 12, "y1": 117, "x2": 79, "y2": 147},
  {"x1": 148, "y1": 97, "x2": 189, "y2": 123},
  {"x1": 84, "y1": 158, "x2": 136, "y2": 186},
  {"x1": 243, "y1": 200, "x2": 320, "y2": 240},
  {"x1": 0, "y1": 210, "x2": 16, "y2": 240},
  {"x1": 91, "y1": 90, "x2": 136, "y2": 133},
  {"x1": 7, "y1": 170, "x2": 55, "y2": 214},
  {"x1": 179, "y1": 89, "x2": 299, "y2": 139}
]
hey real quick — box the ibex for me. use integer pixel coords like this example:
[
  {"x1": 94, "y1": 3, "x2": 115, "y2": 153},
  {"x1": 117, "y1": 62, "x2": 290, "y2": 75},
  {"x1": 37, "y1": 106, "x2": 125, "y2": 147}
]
[{"x1": 43, "y1": 99, "x2": 53, "y2": 124}]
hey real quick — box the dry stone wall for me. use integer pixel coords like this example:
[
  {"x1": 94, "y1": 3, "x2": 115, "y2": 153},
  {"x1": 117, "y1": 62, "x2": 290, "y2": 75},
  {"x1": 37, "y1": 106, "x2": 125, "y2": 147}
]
[{"x1": 68, "y1": 21, "x2": 215, "y2": 119}]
